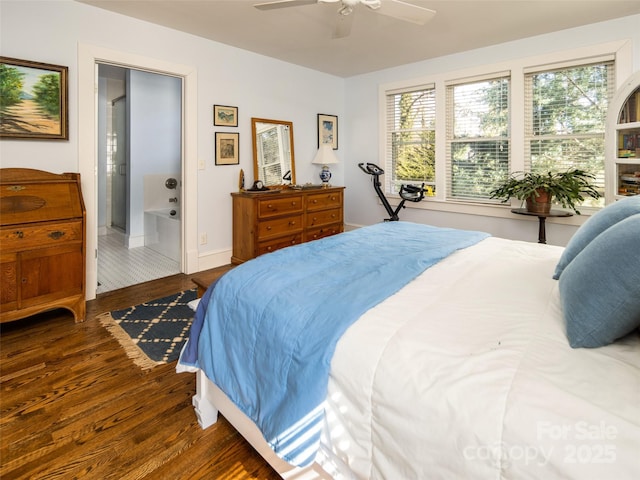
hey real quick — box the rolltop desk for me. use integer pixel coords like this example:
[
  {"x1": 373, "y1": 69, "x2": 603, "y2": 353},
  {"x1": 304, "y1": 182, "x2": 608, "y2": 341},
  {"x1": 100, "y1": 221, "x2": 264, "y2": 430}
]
[{"x1": 1, "y1": 168, "x2": 86, "y2": 323}]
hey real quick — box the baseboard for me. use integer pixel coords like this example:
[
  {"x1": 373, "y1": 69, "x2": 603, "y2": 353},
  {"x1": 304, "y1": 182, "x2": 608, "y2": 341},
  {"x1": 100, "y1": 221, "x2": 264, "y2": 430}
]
[{"x1": 198, "y1": 248, "x2": 233, "y2": 271}]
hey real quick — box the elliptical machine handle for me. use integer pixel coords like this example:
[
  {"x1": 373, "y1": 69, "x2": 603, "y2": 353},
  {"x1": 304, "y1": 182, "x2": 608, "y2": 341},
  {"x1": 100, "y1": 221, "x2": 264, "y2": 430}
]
[{"x1": 358, "y1": 162, "x2": 385, "y2": 176}]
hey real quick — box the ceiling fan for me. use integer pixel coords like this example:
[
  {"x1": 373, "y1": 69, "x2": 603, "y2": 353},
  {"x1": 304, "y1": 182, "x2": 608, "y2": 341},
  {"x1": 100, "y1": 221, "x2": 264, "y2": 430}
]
[{"x1": 254, "y1": 0, "x2": 436, "y2": 39}]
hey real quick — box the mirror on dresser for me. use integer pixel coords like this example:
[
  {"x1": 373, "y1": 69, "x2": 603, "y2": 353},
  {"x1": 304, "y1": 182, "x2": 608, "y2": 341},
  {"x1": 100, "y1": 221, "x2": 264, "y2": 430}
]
[{"x1": 251, "y1": 118, "x2": 296, "y2": 187}]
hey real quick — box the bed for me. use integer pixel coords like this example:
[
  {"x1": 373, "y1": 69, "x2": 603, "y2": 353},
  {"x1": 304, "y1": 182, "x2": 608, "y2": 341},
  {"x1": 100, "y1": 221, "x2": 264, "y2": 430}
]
[{"x1": 178, "y1": 201, "x2": 640, "y2": 479}]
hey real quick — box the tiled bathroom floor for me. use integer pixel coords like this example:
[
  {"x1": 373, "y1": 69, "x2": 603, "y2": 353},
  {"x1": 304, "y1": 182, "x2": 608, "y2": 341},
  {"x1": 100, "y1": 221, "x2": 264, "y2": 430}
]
[{"x1": 97, "y1": 230, "x2": 180, "y2": 294}]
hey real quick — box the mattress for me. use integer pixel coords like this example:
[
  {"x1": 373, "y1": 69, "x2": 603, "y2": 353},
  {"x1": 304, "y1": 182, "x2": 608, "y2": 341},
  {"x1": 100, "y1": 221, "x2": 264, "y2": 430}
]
[{"x1": 322, "y1": 236, "x2": 640, "y2": 479}]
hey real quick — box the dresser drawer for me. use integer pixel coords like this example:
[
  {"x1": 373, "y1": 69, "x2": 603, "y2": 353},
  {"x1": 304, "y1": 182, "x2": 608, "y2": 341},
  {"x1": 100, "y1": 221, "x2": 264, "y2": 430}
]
[
  {"x1": 0, "y1": 220, "x2": 83, "y2": 252},
  {"x1": 306, "y1": 207, "x2": 342, "y2": 228},
  {"x1": 258, "y1": 196, "x2": 303, "y2": 218},
  {"x1": 257, "y1": 214, "x2": 303, "y2": 240},
  {"x1": 306, "y1": 224, "x2": 343, "y2": 242},
  {"x1": 307, "y1": 191, "x2": 342, "y2": 211},
  {"x1": 257, "y1": 234, "x2": 303, "y2": 256}
]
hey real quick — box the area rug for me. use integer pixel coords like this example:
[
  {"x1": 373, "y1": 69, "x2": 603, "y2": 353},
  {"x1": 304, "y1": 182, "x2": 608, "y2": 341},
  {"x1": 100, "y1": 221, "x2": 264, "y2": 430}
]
[{"x1": 98, "y1": 289, "x2": 198, "y2": 370}]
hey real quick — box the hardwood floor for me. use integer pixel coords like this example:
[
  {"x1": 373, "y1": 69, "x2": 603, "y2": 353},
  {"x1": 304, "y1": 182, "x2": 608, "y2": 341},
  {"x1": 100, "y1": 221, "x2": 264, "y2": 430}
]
[{"x1": 0, "y1": 266, "x2": 281, "y2": 480}]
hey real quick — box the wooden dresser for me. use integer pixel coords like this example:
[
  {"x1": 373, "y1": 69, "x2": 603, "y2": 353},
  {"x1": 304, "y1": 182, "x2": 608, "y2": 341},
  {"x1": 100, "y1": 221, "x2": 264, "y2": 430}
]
[
  {"x1": 1, "y1": 168, "x2": 86, "y2": 323},
  {"x1": 231, "y1": 186, "x2": 344, "y2": 264}
]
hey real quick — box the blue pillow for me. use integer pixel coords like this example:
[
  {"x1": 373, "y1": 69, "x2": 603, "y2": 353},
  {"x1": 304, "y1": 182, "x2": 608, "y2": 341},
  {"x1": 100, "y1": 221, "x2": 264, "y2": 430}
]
[
  {"x1": 553, "y1": 196, "x2": 640, "y2": 279},
  {"x1": 559, "y1": 213, "x2": 640, "y2": 348}
]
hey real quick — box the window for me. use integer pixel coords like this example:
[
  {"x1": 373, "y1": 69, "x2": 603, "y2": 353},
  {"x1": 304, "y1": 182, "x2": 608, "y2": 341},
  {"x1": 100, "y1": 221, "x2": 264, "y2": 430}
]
[
  {"x1": 385, "y1": 85, "x2": 436, "y2": 195},
  {"x1": 381, "y1": 46, "x2": 622, "y2": 213},
  {"x1": 446, "y1": 75, "x2": 510, "y2": 202},
  {"x1": 525, "y1": 61, "x2": 615, "y2": 208}
]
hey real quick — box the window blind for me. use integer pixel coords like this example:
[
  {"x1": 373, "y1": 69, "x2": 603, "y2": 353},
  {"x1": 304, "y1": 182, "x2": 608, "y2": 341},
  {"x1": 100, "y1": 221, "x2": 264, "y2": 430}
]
[
  {"x1": 385, "y1": 85, "x2": 436, "y2": 194},
  {"x1": 524, "y1": 60, "x2": 615, "y2": 206},
  {"x1": 446, "y1": 75, "x2": 510, "y2": 202}
]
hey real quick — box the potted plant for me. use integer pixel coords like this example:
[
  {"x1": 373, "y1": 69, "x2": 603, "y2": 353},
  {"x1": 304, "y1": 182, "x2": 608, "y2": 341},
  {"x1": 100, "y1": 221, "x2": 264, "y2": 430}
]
[{"x1": 489, "y1": 169, "x2": 601, "y2": 214}]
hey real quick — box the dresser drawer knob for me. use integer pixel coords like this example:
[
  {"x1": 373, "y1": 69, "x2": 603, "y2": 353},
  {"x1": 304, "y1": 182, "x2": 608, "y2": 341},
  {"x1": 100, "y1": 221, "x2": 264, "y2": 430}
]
[
  {"x1": 312, "y1": 199, "x2": 318, "y2": 204},
  {"x1": 267, "y1": 204, "x2": 273, "y2": 209},
  {"x1": 266, "y1": 226, "x2": 272, "y2": 231},
  {"x1": 48, "y1": 231, "x2": 65, "y2": 240},
  {"x1": 291, "y1": 201, "x2": 297, "y2": 206},
  {"x1": 267, "y1": 246, "x2": 273, "y2": 252},
  {"x1": 331, "y1": 196, "x2": 336, "y2": 201},
  {"x1": 289, "y1": 221, "x2": 296, "y2": 226}
]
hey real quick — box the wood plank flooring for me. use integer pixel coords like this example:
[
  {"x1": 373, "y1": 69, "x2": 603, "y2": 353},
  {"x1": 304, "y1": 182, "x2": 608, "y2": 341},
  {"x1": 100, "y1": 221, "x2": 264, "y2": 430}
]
[{"x1": 0, "y1": 266, "x2": 280, "y2": 480}]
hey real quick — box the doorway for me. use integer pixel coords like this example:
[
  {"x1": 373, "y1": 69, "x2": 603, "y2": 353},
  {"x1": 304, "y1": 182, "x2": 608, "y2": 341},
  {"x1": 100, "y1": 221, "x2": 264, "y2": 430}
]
[
  {"x1": 78, "y1": 43, "x2": 198, "y2": 301},
  {"x1": 96, "y1": 63, "x2": 183, "y2": 294}
]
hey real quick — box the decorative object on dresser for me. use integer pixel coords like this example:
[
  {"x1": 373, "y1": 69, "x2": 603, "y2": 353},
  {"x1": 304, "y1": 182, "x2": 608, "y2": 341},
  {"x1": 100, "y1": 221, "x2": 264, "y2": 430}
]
[
  {"x1": 0, "y1": 168, "x2": 86, "y2": 323},
  {"x1": 251, "y1": 117, "x2": 296, "y2": 187},
  {"x1": 0, "y1": 57, "x2": 69, "y2": 140},
  {"x1": 311, "y1": 143, "x2": 339, "y2": 186},
  {"x1": 231, "y1": 186, "x2": 344, "y2": 264}
]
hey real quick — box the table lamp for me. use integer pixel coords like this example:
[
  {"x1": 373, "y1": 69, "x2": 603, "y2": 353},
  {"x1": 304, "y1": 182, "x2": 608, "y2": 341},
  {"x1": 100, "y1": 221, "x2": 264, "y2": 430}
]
[{"x1": 312, "y1": 144, "x2": 339, "y2": 186}]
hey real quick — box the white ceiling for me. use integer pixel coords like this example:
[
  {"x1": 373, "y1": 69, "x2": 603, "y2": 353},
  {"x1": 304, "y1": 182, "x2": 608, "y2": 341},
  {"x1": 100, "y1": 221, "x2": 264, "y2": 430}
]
[{"x1": 78, "y1": 0, "x2": 640, "y2": 77}]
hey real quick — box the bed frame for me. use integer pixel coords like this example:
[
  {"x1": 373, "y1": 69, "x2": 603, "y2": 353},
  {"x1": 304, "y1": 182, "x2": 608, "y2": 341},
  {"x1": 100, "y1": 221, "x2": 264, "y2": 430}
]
[{"x1": 193, "y1": 370, "x2": 341, "y2": 479}]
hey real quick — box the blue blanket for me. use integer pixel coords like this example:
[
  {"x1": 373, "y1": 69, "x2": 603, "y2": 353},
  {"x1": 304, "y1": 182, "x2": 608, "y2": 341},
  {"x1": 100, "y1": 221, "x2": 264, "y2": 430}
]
[{"x1": 178, "y1": 222, "x2": 489, "y2": 466}]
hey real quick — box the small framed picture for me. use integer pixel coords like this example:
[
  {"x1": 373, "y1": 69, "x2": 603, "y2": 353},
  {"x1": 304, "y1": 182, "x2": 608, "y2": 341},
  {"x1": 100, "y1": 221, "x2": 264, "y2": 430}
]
[
  {"x1": 0, "y1": 56, "x2": 68, "y2": 140},
  {"x1": 213, "y1": 104, "x2": 238, "y2": 127},
  {"x1": 317, "y1": 113, "x2": 338, "y2": 150},
  {"x1": 215, "y1": 132, "x2": 239, "y2": 165}
]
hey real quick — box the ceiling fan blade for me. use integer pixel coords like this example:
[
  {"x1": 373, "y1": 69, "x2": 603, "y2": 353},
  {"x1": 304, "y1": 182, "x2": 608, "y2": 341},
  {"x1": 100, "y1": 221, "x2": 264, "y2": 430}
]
[
  {"x1": 254, "y1": 0, "x2": 317, "y2": 10},
  {"x1": 333, "y1": 13, "x2": 354, "y2": 39},
  {"x1": 376, "y1": 0, "x2": 436, "y2": 25}
]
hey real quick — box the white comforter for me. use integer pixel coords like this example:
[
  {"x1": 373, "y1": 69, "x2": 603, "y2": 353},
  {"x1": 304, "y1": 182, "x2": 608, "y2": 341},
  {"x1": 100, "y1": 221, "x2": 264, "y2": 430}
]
[{"x1": 324, "y1": 237, "x2": 640, "y2": 479}]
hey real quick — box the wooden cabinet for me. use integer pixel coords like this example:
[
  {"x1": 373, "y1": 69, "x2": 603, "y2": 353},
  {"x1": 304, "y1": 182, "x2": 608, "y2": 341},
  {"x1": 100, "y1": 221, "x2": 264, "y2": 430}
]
[
  {"x1": 1, "y1": 168, "x2": 86, "y2": 323},
  {"x1": 231, "y1": 187, "x2": 344, "y2": 264}
]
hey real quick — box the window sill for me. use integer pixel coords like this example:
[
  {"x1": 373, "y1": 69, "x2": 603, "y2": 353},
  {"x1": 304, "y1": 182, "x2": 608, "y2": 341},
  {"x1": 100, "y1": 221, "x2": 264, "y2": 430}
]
[{"x1": 383, "y1": 195, "x2": 596, "y2": 226}]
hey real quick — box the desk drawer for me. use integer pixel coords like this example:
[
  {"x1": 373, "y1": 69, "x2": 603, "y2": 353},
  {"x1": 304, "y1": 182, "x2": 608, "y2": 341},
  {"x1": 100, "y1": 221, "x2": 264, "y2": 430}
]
[
  {"x1": 306, "y1": 224, "x2": 343, "y2": 242},
  {"x1": 0, "y1": 220, "x2": 82, "y2": 251},
  {"x1": 258, "y1": 196, "x2": 303, "y2": 218},
  {"x1": 257, "y1": 215, "x2": 303, "y2": 240},
  {"x1": 306, "y1": 207, "x2": 342, "y2": 228},
  {"x1": 257, "y1": 234, "x2": 302, "y2": 256},
  {"x1": 306, "y1": 191, "x2": 342, "y2": 211}
]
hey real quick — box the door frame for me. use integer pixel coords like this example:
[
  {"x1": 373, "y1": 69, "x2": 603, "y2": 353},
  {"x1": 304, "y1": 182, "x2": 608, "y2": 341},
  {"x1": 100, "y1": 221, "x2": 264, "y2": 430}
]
[{"x1": 79, "y1": 44, "x2": 198, "y2": 300}]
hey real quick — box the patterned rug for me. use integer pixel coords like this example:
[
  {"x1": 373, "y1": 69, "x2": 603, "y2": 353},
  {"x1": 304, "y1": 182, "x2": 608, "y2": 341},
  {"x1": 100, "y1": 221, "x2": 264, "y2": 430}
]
[{"x1": 98, "y1": 289, "x2": 197, "y2": 370}]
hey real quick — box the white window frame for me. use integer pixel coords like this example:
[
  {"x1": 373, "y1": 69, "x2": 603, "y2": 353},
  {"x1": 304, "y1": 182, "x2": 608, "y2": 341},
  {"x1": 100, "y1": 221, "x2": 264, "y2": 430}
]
[
  {"x1": 384, "y1": 83, "x2": 436, "y2": 196},
  {"x1": 378, "y1": 40, "x2": 632, "y2": 221}
]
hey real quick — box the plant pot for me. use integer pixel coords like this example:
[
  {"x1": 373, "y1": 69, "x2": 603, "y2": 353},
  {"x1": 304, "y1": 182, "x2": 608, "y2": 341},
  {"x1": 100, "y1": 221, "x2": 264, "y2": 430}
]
[{"x1": 525, "y1": 189, "x2": 551, "y2": 214}]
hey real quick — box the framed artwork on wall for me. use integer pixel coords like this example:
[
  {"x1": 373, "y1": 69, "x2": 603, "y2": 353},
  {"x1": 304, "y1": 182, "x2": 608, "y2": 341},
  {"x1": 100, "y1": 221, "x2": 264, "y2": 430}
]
[
  {"x1": 0, "y1": 57, "x2": 68, "y2": 140},
  {"x1": 317, "y1": 113, "x2": 338, "y2": 150},
  {"x1": 213, "y1": 104, "x2": 238, "y2": 127},
  {"x1": 215, "y1": 132, "x2": 240, "y2": 165}
]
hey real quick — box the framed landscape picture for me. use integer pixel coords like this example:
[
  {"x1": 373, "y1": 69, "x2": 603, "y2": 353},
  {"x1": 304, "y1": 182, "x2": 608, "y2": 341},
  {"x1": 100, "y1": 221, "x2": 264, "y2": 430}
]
[
  {"x1": 317, "y1": 113, "x2": 338, "y2": 150},
  {"x1": 213, "y1": 104, "x2": 238, "y2": 127},
  {"x1": 0, "y1": 57, "x2": 68, "y2": 140},
  {"x1": 215, "y1": 132, "x2": 239, "y2": 165}
]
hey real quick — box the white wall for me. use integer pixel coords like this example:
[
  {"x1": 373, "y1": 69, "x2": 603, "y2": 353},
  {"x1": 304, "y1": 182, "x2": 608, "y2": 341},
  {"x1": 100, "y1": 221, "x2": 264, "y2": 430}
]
[
  {"x1": 343, "y1": 14, "x2": 640, "y2": 246},
  {"x1": 0, "y1": 0, "x2": 345, "y2": 269},
  {"x1": 1, "y1": 1, "x2": 639, "y2": 264}
]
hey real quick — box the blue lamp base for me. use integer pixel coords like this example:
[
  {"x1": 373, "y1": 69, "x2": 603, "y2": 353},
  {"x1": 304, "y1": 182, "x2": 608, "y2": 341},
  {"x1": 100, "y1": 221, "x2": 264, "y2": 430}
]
[{"x1": 319, "y1": 165, "x2": 332, "y2": 186}]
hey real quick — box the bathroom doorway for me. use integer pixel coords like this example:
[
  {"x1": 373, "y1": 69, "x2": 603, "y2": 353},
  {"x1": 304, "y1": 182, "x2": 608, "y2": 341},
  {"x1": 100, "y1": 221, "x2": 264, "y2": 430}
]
[{"x1": 96, "y1": 64, "x2": 182, "y2": 294}]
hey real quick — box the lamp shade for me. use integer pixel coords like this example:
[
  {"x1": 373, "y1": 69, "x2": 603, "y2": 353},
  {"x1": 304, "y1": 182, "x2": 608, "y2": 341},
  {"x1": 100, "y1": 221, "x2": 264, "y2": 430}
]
[{"x1": 312, "y1": 144, "x2": 339, "y2": 165}]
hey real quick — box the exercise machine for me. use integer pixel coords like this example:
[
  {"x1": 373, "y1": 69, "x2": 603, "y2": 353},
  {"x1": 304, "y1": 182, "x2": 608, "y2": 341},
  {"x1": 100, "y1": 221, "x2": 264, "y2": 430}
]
[{"x1": 358, "y1": 162, "x2": 426, "y2": 221}]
